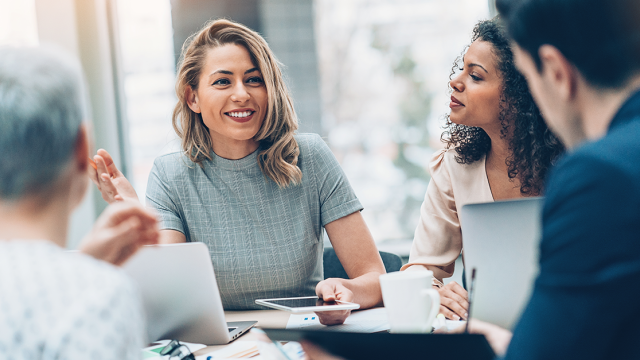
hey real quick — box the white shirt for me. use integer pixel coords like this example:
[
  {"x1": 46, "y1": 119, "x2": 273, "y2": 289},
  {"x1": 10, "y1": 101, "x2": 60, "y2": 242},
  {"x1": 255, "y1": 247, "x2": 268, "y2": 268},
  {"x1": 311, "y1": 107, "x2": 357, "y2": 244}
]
[{"x1": 0, "y1": 240, "x2": 145, "y2": 360}]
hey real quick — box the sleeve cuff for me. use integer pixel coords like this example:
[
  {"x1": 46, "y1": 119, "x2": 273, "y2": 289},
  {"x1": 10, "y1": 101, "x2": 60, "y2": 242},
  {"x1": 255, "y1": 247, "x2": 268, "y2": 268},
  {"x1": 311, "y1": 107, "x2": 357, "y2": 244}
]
[
  {"x1": 400, "y1": 263, "x2": 446, "y2": 287},
  {"x1": 321, "y1": 198, "x2": 364, "y2": 227},
  {"x1": 157, "y1": 214, "x2": 184, "y2": 235}
]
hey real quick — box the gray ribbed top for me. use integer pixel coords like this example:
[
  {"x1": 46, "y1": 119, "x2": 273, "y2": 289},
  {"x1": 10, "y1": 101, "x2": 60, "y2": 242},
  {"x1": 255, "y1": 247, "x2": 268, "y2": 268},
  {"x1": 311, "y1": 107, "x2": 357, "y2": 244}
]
[{"x1": 145, "y1": 133, "x2": 363, "y2": 309}]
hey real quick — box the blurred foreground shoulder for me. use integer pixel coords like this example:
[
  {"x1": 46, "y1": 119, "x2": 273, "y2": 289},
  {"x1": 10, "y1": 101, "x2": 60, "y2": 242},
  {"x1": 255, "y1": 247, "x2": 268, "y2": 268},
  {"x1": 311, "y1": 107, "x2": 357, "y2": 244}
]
[
  {"x1": 0, "y1": 241, "x2": 145, "y2": 360},
  {"x1": 49, "y1": 251, "x2": 146, "y2": 360}
]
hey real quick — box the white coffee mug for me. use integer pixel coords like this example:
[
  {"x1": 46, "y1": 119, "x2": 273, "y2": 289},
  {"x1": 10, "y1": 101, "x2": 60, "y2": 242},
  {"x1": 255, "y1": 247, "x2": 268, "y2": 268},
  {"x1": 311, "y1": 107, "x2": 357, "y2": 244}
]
[{"x1": 379, "y1": 270, "x2": 440, "y2": 333}]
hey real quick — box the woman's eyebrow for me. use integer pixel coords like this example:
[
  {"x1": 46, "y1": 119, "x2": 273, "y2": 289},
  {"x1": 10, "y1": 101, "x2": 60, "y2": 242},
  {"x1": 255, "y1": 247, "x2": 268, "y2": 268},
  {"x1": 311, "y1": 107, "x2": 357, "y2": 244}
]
[
  {"x1": 210, "y1": 69, "x2": 233, "y2": 76},
  {"x1": 468, "y1": 63, "x2": 489, "y2": 74},
  {"x1": 209, "y1": 68, "x2": 260, "y2": 77}
]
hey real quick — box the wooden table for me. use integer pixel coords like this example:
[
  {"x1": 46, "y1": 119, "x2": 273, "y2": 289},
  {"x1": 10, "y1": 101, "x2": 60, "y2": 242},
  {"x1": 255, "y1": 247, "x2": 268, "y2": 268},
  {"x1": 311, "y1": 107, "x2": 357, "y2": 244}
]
[{"x1": 194, "y1": 310, "x2": 290, "y2": 355}]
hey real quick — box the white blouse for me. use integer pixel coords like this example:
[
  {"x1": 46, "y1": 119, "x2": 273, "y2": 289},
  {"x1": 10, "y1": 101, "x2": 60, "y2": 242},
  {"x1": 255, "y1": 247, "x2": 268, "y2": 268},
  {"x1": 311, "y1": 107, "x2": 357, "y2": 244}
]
[
  {"x1": 401, "y1": 149, "x2": 494, "y2": 284},
  {"x1": 0, "y1": 240, "x2": 145, "y2": 360}
]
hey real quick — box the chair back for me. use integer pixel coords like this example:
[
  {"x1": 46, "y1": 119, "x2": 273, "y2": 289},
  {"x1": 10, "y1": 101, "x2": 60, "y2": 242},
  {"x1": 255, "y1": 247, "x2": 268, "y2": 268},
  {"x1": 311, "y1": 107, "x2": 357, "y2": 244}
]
[{"x1": 323, "y1": 248, "x2": 403, "y2": 279}]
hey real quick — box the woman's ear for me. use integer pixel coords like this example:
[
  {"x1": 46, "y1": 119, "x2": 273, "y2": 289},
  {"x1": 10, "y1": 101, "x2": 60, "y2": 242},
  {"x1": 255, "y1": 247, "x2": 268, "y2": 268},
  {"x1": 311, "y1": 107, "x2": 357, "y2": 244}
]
[{"x1": 185, "y1": 86, "x2": 201, "y2": 113}]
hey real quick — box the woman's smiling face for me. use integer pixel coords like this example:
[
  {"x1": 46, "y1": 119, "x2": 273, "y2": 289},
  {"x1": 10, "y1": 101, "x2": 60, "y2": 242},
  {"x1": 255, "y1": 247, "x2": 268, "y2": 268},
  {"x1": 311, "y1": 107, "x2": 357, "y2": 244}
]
[
  {"x1": 186, "y1": 44, "x2": 268, "y2": 149},
  {"x1": 448, "y1": 40, "x2": 503, "y2": 131}
]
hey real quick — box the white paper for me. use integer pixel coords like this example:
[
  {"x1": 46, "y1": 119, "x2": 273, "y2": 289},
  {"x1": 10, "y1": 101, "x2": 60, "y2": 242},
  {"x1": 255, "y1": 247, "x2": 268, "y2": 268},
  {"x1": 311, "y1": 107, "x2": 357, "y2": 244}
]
[
  {"x1": 285, "y1": 313, "x2": 322, "y2": 328},
  {"x1": 194, "y1": 340, "x2": 304, "y2": 360},
  {"x1": 433, "y1": 319, "x2": 467, "y2": 332},
  {"x1": 195, "y1": 341, "x2": 261, "y2": 359},
  {"x1": 285, "y1": 307, "x2": 390, "y2": 333},
  {"x1": 445, "y1": 320, "x2": 466, "y2": 331}
]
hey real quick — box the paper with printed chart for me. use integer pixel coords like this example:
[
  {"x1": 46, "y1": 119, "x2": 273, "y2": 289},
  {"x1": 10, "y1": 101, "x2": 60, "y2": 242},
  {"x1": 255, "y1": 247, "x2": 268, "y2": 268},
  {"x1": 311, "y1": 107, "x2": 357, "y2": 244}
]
[{"x1": 285, "y1": 307, "x2": 390, "y2": 333}]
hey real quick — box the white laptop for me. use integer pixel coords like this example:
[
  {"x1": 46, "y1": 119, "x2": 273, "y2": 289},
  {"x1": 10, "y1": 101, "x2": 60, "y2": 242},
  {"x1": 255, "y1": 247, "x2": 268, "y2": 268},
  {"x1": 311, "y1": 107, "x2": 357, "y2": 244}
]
[
  {"x1": 460, "y1": 197, "x2": 543, "y2": 330},
  {"x1": 122, "y1": 243, "x2": 256, "y2": 345}
]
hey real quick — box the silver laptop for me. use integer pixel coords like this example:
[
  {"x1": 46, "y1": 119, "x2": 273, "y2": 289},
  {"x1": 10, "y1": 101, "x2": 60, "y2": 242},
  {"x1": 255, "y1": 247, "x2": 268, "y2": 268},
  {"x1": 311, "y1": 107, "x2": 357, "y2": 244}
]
[
  {"x1": 123, "y1": 243, "x2": 256, "y2": 345},
  {"x1": 460, "y1": 197, "x2": 543, "y2": 330}
]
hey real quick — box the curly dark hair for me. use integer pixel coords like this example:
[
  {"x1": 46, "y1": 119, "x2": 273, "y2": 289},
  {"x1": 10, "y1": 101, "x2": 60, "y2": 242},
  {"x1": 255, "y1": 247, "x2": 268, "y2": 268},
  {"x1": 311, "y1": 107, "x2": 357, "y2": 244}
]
[{"x1": 441, "y1": 18, "x2": 564, "y2": 196}]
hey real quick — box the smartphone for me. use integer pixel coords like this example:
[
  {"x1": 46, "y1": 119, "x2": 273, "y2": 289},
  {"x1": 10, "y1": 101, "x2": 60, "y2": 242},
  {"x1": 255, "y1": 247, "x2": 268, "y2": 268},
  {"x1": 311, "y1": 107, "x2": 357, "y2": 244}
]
[{"x1": 255, "y1": 296, "x2": 360, "y2": 313}]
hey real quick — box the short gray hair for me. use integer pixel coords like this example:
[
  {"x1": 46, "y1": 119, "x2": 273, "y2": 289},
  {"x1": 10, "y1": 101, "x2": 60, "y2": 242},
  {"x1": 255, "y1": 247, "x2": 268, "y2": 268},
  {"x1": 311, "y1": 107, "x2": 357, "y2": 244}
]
[{"x1": 0, "y1": 46, "x2": 86, "y2": 200}]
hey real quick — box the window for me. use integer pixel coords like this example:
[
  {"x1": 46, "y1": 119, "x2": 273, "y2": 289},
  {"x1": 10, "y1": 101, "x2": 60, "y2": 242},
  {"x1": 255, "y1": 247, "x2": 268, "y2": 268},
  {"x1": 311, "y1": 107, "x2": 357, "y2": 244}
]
[
  {"x1": 115, "y1": 0, "x2": 490, "y2": 244},
  {"x1": 316, "y1": 0, "x2": 489, "y2": 241},
  {"x1": 0, "y1": 0, "x2": 39, "y2": 47},
  {"x1": 115, "y1": 0, "x2": 179, "y2": 198}
]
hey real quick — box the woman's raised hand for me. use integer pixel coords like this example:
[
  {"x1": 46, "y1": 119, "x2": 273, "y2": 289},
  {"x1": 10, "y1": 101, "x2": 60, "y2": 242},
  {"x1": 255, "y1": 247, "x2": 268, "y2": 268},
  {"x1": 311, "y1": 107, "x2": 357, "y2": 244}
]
[{"x1": 88, "y1": 149, "x2": 139, "y2": 203}]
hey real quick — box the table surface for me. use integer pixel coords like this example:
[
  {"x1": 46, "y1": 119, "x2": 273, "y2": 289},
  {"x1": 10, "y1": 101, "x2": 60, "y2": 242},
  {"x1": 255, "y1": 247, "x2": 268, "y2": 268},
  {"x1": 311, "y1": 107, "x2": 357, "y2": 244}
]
[{"x1": 194, "y1": 310, "x2": 290, "y2": 355}]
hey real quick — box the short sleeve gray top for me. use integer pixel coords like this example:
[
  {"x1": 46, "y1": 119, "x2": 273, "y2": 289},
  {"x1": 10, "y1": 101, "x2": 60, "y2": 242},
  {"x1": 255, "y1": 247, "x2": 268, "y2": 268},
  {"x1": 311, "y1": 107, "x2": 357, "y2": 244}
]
[{"x1": 146, "y1": 133, "x2": 363, "y2": 309}]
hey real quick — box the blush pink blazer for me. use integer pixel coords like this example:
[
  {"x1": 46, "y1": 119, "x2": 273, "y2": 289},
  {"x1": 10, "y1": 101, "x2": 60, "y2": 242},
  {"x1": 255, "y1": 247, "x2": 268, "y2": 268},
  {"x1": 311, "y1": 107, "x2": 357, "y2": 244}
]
[{"x1": 401, "y1": 149, "x2": 493, "y2": 286}]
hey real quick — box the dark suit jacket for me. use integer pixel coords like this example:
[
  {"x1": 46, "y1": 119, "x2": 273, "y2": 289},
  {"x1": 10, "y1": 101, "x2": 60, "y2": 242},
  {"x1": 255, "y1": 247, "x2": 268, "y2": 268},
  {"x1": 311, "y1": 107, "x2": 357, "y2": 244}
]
[{"x1": 504, "y1": 90, "x2": 640, "y2": 359}]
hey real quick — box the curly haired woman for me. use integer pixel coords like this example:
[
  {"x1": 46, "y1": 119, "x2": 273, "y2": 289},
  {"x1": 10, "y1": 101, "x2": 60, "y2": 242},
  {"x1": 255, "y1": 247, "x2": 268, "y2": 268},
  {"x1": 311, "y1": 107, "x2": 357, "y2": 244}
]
[
  {"x1": 401, "y1": 18, "x2": 564, "y2": 320},
  {"x1": 88, "y1": 19, "x2": 385, "y2": 325}
]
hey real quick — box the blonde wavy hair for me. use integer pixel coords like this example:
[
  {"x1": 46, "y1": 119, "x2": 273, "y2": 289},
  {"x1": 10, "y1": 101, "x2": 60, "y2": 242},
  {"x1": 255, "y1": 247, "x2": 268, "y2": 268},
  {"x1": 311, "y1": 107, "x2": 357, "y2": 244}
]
[{"x1": 172, "y1": 19, "x2": 302, "y2": 187}]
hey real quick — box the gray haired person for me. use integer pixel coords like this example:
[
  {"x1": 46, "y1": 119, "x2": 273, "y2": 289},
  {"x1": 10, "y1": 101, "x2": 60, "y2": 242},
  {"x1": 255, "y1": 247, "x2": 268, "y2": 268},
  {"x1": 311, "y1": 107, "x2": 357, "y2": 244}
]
[{"x1": 0, "y1": 46, "x2": 158, "y2": 359}]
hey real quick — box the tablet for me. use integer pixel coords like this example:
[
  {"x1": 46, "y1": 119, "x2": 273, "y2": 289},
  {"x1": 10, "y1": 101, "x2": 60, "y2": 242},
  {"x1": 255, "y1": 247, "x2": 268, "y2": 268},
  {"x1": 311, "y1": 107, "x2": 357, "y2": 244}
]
[{"x1": 255, "y1": 296, "x2": 360, "y2": 313}]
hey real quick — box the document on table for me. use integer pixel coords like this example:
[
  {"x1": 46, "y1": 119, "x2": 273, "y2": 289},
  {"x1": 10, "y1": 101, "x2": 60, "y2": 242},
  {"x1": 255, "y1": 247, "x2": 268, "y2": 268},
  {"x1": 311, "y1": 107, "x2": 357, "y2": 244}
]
[
  {"x1": 285, "y1": 307, "x2": 390, "y2": 333},
  {"x1": 195, "y1": 339, "x2": 305, "y2": 360},
  {"x1": 194, "y1": 341, "x2": 260, "y2": 359},
  {"x1": 432, "y1": 317, "x2": 467, "y2": 332}
]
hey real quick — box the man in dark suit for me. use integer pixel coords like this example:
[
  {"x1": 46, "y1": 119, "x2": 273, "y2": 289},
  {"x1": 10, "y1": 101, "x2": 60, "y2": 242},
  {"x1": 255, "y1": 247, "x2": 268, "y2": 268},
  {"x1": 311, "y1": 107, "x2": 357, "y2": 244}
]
[{"x1": 465, "y1": 0, "x2": 640, "y2": 358}]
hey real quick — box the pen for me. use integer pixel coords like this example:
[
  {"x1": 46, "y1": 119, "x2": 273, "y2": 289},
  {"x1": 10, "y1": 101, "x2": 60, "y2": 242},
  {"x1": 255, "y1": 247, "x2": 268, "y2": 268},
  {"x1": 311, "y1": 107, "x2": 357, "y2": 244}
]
[
  {"x1": 88, "y1": 157, "x2": 97, "y2": 170},
  {"x1": 465, "y1": 268, "x2": 477, "y2": 333}
]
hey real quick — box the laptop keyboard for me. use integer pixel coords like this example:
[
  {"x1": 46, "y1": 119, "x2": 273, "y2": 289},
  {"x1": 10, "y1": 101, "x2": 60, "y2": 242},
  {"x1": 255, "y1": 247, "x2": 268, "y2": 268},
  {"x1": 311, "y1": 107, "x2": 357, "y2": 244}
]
[{"x1": 228, "y1": 327, "x2": 237, "y2": 332}]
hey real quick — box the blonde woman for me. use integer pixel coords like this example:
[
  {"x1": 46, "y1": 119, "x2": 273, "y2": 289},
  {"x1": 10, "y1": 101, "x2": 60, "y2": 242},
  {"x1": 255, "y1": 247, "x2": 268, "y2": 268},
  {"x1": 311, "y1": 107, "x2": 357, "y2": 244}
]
[{"x1": 89, "y1": 19, "x2": 385, "y2": 324}]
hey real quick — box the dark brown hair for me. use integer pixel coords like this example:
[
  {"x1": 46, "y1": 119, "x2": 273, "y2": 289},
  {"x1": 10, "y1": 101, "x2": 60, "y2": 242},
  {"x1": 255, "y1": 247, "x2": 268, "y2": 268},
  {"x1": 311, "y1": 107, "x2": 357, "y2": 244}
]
[{"x1": 441, "y1": 18, "x2": 564, "y2": 195}]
